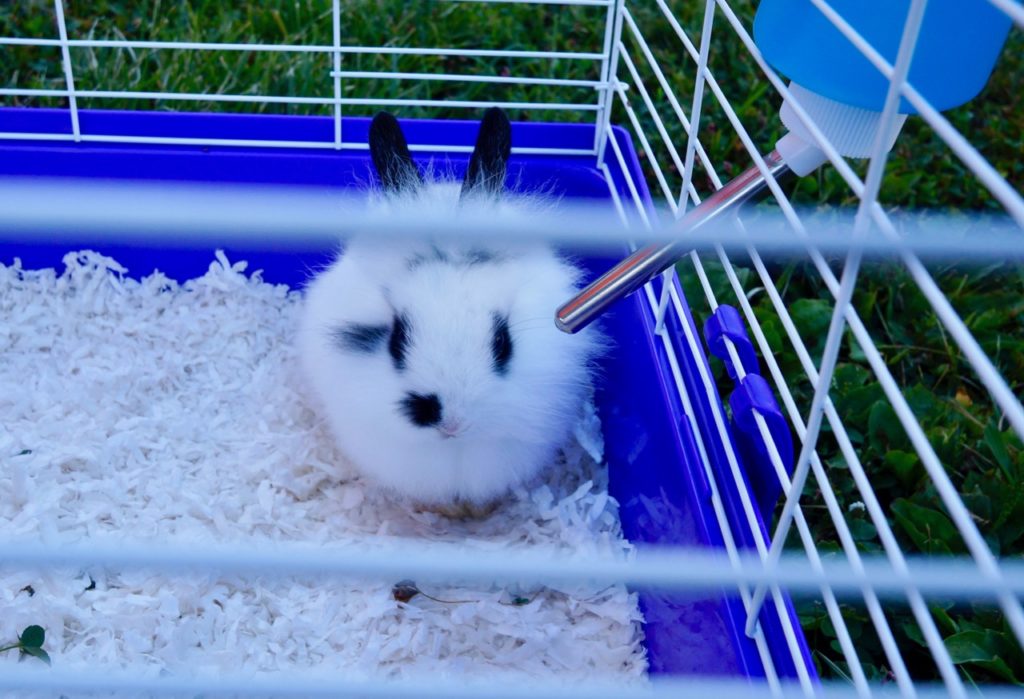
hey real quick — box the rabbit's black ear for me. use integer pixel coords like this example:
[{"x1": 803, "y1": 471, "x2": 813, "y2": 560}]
[
  {"x1": 460, "y1": 107, "x2": 511, "y2": 203},
  {"x1": 369, "y1": 112, "x2": 423, "y2": 194}
]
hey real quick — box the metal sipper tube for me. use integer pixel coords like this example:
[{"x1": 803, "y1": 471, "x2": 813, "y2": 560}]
[{"x1": 555, "y1": 149, "x2": 791, "y2": 334}]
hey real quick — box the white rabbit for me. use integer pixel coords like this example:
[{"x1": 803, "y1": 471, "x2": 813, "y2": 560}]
[{"x1": 298, "y1": 108, "x2": 601, "y2": 515}]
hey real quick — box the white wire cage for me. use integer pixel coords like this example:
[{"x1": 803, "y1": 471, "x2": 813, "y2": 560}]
[{"x1": 0, "y1": 0, "x2": 1023, "y2": 697}]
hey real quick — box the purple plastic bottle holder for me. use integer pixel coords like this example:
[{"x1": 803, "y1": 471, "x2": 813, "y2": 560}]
[
  {"x1": 705, "y1": 305, "x2": 796, "y2": 521},
  {"x1": 705, "y1": 304, "x2": 760, "y2": 380}
]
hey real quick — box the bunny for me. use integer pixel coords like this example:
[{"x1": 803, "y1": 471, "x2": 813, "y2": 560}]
[{"x1": 298, "y1": 108, "x2": 602, "y2": 516}]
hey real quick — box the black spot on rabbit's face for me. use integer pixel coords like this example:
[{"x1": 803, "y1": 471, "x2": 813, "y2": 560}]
[
  {"x1": 405, "y1": 247, "x2": 503, "y2": 271},
  {"x1": 465, "y1": 249, "x2": 500, "y2": 265},
  {"x1": 389, "y1": 313, "x2": 410, "y2": 371},
  {"x1": 331, "y1": 323, "x2": 389, "y2": 353},
  {"x1": 406, "y1": 246, "x2": 451, "y2": 271},
  {"x1": 491, "y1": 313, "x2": 513, "y2": 375},
  {"x1": 399, "y1": 392, "x2": 442, "y2": 427}
]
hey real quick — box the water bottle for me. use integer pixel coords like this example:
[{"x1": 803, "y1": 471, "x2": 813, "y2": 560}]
[{"x1": 753, "y1": 0, "x2": 1013, "y2": 113}]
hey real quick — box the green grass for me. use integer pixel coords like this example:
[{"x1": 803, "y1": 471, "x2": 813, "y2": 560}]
[
  {"x1": 1, "y1": 0, "x2": 608, "y2": 121},
  {"x1": 681, "y1": 256, "x2": 1024, "y2": 683},
  {"x1": 2, "y1": 0, "x2": 1023, "y2": 687}
]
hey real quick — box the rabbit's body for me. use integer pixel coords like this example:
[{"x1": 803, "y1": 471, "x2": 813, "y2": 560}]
[{"x1": 298, "y1": 110, "x2": 600, "y2": 510}]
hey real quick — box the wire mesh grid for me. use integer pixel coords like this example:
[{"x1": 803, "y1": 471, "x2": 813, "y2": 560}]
[{"x1": 0, "y1": 0, "x2": 1023, "y2": 696}]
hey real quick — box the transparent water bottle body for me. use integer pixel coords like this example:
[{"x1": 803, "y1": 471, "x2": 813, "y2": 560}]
[{"x1": 753, "y1": 0, "x2": 1013, "y2": 114}]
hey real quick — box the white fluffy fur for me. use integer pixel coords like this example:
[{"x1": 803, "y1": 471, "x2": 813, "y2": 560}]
[{"x1": 299, "y1": 183, "x2": 601, "y2": 506}]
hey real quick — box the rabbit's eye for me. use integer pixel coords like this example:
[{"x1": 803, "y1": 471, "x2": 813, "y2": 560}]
[
  {"x1": 389, "y1": 314, "x2": 410, "y2": 371},
  {"x1": 491, "y1": 313, "x2": 513, "y2": 375}
]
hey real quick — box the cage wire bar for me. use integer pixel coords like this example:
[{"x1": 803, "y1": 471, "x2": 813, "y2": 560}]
[
  {"x1": 689, "y1": 11, "x2": 1024, "y2": 668},
  {"x1": 602, "y1": 0, "x2": 1024, "y2": 694},
  {"x1": 0, "y1": 0, "x2": 1023, "y2": 696},
  {"x1": 0, "y1": 0, "x2": 614, "y2": 152},
  {"x1": 331, "y1": 0, "x2": 342, "y2": 148},
  {"x1": 603, "y1": 66, "x2": 811, "y2": 689},
  {"x1": 749, "y1": 3, "x2": 972, "y2": 693}
]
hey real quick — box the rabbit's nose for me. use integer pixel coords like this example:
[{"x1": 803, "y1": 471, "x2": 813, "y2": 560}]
[{"x1": 438, "y1": 419, "x2": 465, "y2": 439}]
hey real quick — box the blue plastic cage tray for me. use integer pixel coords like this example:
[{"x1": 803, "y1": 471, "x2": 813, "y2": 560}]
[{"x1": 0, "y1": 107, "x2": 812, "y2": 681}]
